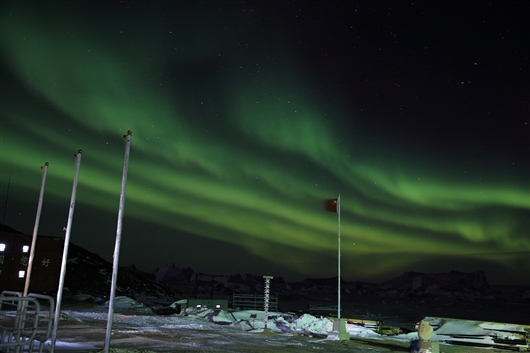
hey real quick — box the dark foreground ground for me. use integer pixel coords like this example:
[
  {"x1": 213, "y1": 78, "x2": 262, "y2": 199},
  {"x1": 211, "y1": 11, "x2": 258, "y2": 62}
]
[
  {"x1": 3, "y1": 279, "x2": 528, "y2": 353},
  {"x1": 52, "y1": 307, "x2": 502, "y2": 353},
  {"x1": 52, "y1": 317, "x2": 517, "y2": 353},
  {"x1": 48, "y1": 291, "x2": 529, "y2": 353}
]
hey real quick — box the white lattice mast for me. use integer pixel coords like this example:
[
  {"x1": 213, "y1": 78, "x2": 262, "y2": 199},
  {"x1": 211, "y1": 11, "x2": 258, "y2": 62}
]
[{"x1": 263, "y1": 276, "x2": 273, "y2": 330}]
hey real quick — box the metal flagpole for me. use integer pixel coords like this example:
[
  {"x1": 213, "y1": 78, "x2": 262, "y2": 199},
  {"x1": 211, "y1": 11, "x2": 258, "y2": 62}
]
[
  {"x1": 50, "y1": 151, "x2": 82, "y2": 352},
  {"x1": 337, "y1": 194, "x2": 341, "y2": 319},
  {"x1": 104, "y1": 130, "x2": 132, "y2": 353},
  {"x1": 23, "y1": 162, "x2": 49, "y2": 297}
]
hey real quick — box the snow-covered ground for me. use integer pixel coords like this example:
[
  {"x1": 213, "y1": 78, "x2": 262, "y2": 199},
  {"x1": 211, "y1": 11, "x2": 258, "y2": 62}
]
[
  {"x1": 2, "y1": 296, "x2": 413, "y2": 352},
  {"x1": 3, "y1": 296, "x2": 528, "y2": 352}
]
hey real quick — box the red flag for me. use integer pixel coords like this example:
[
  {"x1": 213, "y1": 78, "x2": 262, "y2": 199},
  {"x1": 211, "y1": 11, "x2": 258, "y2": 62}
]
[{"x1": 325, "y1": 198, "x2": 338, "y2": 213}]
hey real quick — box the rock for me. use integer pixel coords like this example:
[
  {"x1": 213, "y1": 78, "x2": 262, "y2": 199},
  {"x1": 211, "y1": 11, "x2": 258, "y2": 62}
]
[
  {"x1": 424, "y1": 285, "x2": 445, "y2": 296},
  {"x1": 412, "y1": 275, "x2": 423, "y2": 290}
]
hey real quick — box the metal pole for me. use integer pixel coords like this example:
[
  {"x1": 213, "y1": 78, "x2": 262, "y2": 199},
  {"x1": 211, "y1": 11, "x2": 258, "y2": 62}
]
[
  {"x1": 104, "y1": 130, "x2": 132, "y2": 353},
  {"x1": 262, "y1": 276, "x2": 273, "y2": 330},
  {"x1": 50, "y1": 151, "x2": 82, "y2": 352},
  {"x1": 337, "y1": 194, "x2": 341, "y2": 319},
  {"x1": 23, "y1": 162, "x2": 49, "y2": 297}
]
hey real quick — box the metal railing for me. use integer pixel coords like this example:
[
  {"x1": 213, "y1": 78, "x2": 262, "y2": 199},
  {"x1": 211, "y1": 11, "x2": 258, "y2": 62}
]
[
  {"x1": 232, "y1": 293, "x2": 278, "y2": 311},
  {"x1": 0, "y1": 291, "x2": 54, "y2": 353}
]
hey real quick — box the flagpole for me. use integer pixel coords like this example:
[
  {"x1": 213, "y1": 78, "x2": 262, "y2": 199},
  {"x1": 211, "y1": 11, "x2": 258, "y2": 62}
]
[
  {"x1": 23, "y1": 162, "x2": 49, "y2": 297},
  {"x1": 50, "y1": 151, "x2": 82, "y2": 352},
  {"x1": 337, "y1": 194, "x2": 341, "y2": 319},
  {"x1": 104, "y1": 130, "x2": 132, "y2": 353}
]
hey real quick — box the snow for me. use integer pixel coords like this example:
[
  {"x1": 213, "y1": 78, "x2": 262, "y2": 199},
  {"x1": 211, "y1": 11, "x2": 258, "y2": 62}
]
[
  {"x1": 41, "y1": 296, "x2": 406, "y2": 352},
  {"x1": 102, "y1": 296, "x2": 152, "y2": 312},
  {"x1": 4, "y1": 295, "x2": 527, "y2": 352}
]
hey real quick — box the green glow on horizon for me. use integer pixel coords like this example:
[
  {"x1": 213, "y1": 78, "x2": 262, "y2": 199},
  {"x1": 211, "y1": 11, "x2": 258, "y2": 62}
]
[{"x1": 1, "y1": 3, "x2": 528, "y2": 284}]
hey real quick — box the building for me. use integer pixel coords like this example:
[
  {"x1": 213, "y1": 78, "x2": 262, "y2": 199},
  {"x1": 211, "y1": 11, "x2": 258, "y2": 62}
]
[{"x1": 0, "y1": 231, "x2": 63, "y2": 293}]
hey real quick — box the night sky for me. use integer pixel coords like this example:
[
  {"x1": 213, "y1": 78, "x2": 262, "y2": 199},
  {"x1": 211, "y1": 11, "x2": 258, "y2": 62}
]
[{"x1": 1, "y1": 1, "x2": 528, "y2": 285}]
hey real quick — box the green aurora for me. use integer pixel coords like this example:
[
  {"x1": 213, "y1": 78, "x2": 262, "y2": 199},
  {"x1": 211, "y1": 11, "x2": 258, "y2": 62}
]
[{"x1": 0, "y1": 2, "x2": 528, "y2": 284}]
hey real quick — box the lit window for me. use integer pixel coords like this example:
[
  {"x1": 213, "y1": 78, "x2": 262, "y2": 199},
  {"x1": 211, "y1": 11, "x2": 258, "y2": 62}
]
[
  {"x1": 22, "y1": 245, "x2": 29, "y2": 253},
  {"x1": 19, "y1": 271, "x2": 25, "y2": 278},
  {"x1": 0, "y1": 243, "x2": 5, "y2": 251}
]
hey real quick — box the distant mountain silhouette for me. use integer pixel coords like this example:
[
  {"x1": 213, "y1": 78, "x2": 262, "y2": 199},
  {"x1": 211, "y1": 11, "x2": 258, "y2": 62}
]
[{"x1": 0, "y1": 223, "x2": 498, "y2": 298}]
